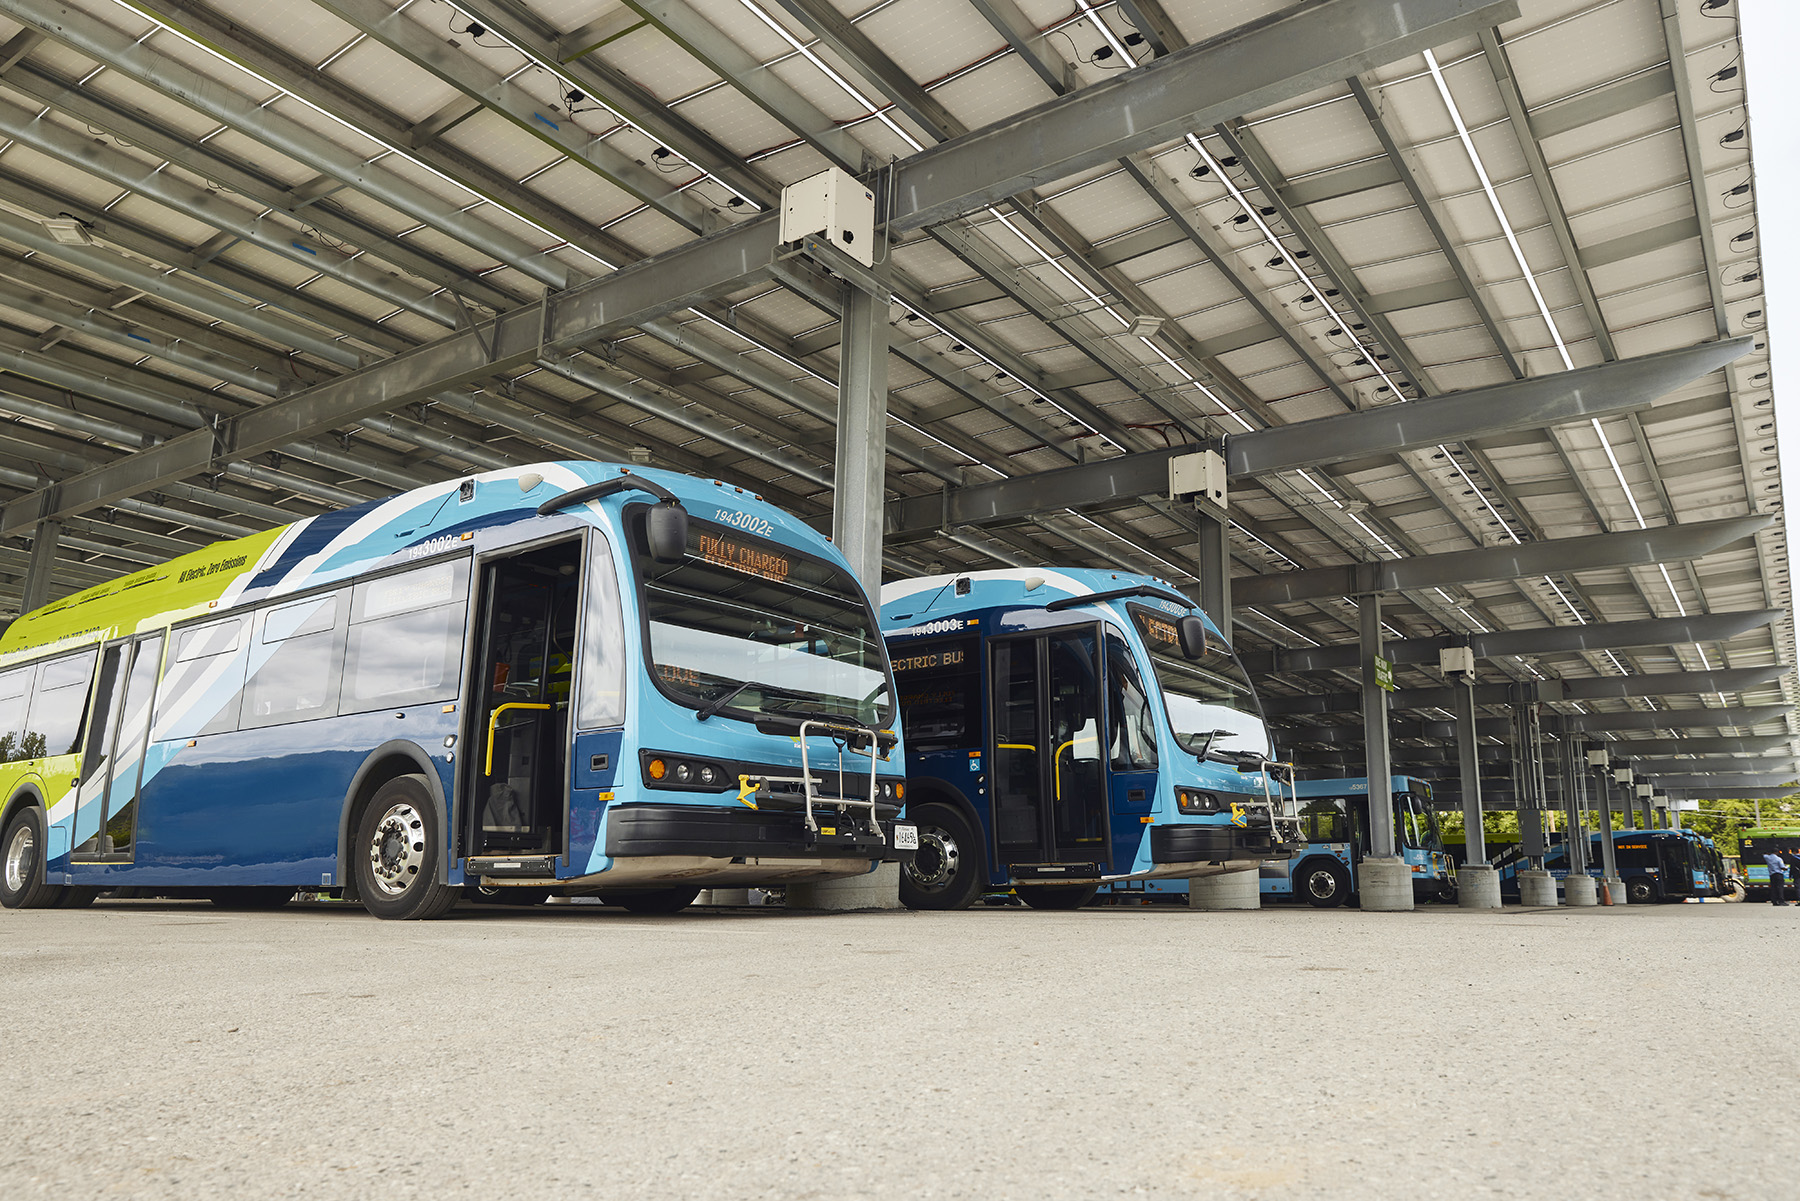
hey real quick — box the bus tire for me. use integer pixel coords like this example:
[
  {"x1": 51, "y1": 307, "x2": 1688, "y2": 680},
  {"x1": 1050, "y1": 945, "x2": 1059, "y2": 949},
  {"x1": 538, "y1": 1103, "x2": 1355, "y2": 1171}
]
[
  {"x1": 1015, "y1": 884, "x2": 1098, "y2": 910},
  {"x1": 0, "y1": 807, "x2": 62, "y2": 909},
  {"x1": 1624, "y1": 876, "x2": 1657, "y2": 905},
  {"x1": 353, "y1": 776, "x2": 459, "y2": 921},
  {"x1": 611, "y1": 886, "x2": 699, "y2": 915},
  {"x1": 898, "y1": 803, "x2": 983, "y2": 911},
  {"x1": 1297, "y1": 859, "x2": 1350, "y2": 908},
  {"x1": 208, "y1": 888, "x2": 296, "y2": 910}
]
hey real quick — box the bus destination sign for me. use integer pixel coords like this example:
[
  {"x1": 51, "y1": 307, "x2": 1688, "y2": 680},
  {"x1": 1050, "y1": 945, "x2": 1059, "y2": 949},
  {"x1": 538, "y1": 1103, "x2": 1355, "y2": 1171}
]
[
  {"x1": 697, "y1": 532, "x2": 792, "y2": 583},
  {"x1": 1133, "y1": 609, "x2": 1181, "y2": 655}
]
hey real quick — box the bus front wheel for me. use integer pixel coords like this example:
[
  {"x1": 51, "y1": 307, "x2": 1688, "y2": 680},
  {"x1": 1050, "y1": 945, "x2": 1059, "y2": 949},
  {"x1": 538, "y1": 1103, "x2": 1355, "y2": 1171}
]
[
  {"x1": 1298, "y1": 860, "x2": 1351, "y2": 908},
  {"x1": 1624, "y1": 876, "x2": 1657, "y2": 905},
  {"x1": 353, "y1": 776, "x2": 459, "y2": 921},
  {"x1": 0, "y1": 807, "x2": 62, "y2": 909},
  {"x1": 1015, "y1": 884, "x2": 1098, "y2": 910},
  {"x1": 899, "y1": 803, "x2": 983, "y2": 911}
]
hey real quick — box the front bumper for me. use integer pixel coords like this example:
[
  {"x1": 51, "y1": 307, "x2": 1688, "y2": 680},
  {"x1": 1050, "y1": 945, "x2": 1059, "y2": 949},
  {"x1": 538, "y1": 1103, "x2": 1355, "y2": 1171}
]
[
  {"x1": 1150, "y1": 821, "x2": 1293, "y2": 865},
  {"x1": 606, "y1": 802, "x2": 915, "y2": 864}
]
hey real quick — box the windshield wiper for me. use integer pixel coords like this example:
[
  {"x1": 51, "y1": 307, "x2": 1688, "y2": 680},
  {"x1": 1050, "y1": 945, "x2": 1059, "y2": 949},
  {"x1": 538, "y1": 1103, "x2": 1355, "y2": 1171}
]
[
  {"x1": 695, "y1": 680, "x2": 820, "y2": 722},
  {"x1": 695, "y1": 681, "x2": 753, "y2": 722}
]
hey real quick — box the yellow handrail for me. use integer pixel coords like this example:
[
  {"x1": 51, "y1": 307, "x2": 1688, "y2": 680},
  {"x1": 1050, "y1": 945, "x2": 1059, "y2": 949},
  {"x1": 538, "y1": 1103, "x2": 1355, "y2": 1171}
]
[{"x1": 484, "y1": 702, "x2": 553, "y2": 776}]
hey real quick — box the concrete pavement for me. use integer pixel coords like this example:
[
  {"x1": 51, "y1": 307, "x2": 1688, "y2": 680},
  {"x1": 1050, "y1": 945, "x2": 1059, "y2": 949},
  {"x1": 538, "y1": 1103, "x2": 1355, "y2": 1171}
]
[{"x1": 2, "y1": 899, "x2": 1794, "y2": 1199}]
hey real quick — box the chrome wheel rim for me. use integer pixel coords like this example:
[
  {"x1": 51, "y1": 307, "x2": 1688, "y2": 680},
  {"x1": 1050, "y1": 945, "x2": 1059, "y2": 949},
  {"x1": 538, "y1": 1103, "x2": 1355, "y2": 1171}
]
[
  {"x1": 5, "y1": 824, "x2": 34, "y2": 894},
  {"x1": 367, "y1": 803, "x2": 426, "y2": 898},
  {"x1": 907, "y1": 825, "x2": 961, "y2": 893},
  {"x1": 1303, "y1": 869, "x2": 1337, "y2": 900}
]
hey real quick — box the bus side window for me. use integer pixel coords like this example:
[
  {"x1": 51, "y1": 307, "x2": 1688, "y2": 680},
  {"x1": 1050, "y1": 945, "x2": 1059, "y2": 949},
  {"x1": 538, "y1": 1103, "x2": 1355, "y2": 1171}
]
[
  {"x1": 343, "y1": 559, "x2": 471, "y2": 712},
  {"x1": 243, "y1": 592, "x2": 345, "y2": 728},
  {"x1": 0, "y1": 666, "x2": 30, "y2": 762},
  {"x1": 1105, "y1": 637, "x2": 1156, "y2": 770},
  {"x1": 156, "y1": 619, "x2": 248, "y2": 740},
  {"x1": 21, "y1": 649, "x2": 100, "y2": 759},
  {"x1": 576, "y1": 532, "x2": 626, "y2": 730}
]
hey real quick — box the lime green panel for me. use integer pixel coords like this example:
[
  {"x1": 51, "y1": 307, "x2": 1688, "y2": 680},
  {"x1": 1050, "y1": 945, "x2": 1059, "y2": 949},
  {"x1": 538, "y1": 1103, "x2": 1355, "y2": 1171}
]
[{"x1": 0, "y1": 525, "x2": 291, "y2": 664}]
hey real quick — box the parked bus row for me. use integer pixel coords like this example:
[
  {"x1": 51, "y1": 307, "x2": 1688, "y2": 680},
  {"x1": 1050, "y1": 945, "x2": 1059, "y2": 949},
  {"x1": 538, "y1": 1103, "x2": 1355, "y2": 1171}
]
[
  {"x1": 1492, "y1": 829, "x2": 1737, "y2": 903},
  {"x1": 0, "y1": 462, "x2": 1302, "y2": 920}
]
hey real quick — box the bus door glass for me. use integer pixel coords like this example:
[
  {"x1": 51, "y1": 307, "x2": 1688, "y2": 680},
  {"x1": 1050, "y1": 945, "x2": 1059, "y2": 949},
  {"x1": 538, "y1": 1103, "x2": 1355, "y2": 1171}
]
[
  {"x1": 1658, "y1": 837, "x2": 1693, "y2": 897},
  {"x1": 466, "y1": 542, "x2": 579, "y2": 859},
  {"x1": 74, "y1": 634, "x2": 164, "y2": 861},
  {"x1": 989, "y1": 628, "x2": 1109, "y2": 872},
  {"x1": 1104, "y1": 634, "x2": 1157, "y2": 823}
]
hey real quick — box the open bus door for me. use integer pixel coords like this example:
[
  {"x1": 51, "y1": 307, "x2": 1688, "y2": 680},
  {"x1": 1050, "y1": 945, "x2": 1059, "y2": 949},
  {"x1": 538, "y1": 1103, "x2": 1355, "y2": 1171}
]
[
  {"x1": 463, "y1": 538, "x2": 582, "y2": 870},
  {"x1": 988, "y1": 627, "x2": 1112, "y2": 891}
]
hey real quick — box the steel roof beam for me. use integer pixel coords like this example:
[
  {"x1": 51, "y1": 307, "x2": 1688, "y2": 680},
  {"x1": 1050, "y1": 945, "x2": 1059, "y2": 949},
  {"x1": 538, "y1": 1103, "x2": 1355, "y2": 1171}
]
[
  {"x1": 1259, "y1": 667, "x2": 1792, "y2": 714},
  {"x1": 310, "y1": 0, "x2": 715, "y2": 235},
  {"x1": 884, "y1": 339, "x2": 1751, "y2": 538},
  {"x1": 1628, "y1": 762, "x2": 1800, "y2": 778},
  {"x1": 1241, "y1": 609, "x2": 1783, "y2": 674},
  {"x1": 1644, "y1": 774, "x2": 1798, "y2": 789},
  {"x1": 1234, "y1": 514, "x2": 1769, "y2": 607},
  {"x1": 1276, "y1": 706, "x2": 1790, "y2": 734},
  {"x1": 0, "y1": 54, "x2": 516, "y2": 317},
  {"x1": 890, "y1": 0, "x2": 1518, "y2": 230},
  {"x1": 0, "y1": 0, "x2": 575, "y2": 291}
]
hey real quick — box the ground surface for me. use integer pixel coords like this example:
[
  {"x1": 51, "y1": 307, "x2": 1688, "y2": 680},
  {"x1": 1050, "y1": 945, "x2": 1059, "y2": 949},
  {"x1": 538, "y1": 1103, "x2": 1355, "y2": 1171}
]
[{"x1": 1, "y1": 896, "x2": 1794, "y2": 1199}]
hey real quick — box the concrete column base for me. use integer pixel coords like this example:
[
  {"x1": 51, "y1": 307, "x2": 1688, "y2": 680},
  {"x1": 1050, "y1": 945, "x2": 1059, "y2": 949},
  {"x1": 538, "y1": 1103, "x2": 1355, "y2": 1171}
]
[
  {"x1": 705, "y1": 888, "x2": 752, "y2": 906},
  {"x1": 1457, "y1": 864, "x2": 1502, "y2": 910},
  {"x1": 786, "y1": 862, "x2": 901, "y2": 911},
  {"x1": 1563, "y1": 873, "x2": 1598, "y2": 907},
  {"x1": 1187, "y1": 867, "x2": 1260, "y2": 910},
  {"x1": 1604, "y1": 877, "x2": 1628, "y2": 906},
  {"x1": 1358, "y1": 857, "x2": 1415, "y2": 912},
  {"x1": 1517, "y1": 869, "x2": 1560, "y2": 908}
]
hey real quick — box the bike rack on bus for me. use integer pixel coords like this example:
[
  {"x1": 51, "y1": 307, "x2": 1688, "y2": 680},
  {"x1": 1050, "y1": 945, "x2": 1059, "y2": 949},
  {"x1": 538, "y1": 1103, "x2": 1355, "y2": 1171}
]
[{"x1": 733, "y1": 719, "x2": 895, "y2": 840}]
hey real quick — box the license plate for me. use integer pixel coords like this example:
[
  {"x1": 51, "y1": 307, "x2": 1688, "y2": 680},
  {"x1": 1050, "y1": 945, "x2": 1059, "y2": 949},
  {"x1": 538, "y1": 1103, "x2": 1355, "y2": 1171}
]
[{"x1": 892, "y1": 823, "x2": 919, "y2": 851}]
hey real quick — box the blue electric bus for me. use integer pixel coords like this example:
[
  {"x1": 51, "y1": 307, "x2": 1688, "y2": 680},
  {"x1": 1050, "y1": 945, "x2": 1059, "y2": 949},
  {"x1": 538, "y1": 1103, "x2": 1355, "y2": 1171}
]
[
  {"x1": 1260, "y1": 776, "x2": 1456, "y2": 906},
  {"x1": 880, "y1": 568, "x2": 1297, "y2": 910},
  {"x1": 0, "y1": 462, "x2": 911, "y2": 919},
  {"x1": 1104, "y1": 775, "x2": 1453, "y2": 906}
]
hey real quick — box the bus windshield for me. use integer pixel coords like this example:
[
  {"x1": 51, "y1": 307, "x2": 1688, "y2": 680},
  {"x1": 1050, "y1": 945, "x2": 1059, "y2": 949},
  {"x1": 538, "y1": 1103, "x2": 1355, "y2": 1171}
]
[
  {"x1": 637, "y1": 516, "x2": 893, "y2": 728},
  {"x1": 1128, "y1": 605, "x2": 1269, "y2": 758}
]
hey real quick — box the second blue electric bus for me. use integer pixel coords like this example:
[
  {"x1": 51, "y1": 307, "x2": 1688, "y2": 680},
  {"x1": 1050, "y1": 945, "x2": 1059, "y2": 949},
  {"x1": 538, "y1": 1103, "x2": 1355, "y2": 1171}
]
[
  {"x1": 880, "y1": 568, "x2": 1297, "y2": 910},
  {"x1": 1260, "y1": 776, "x2": 1456, "y2": 906}
]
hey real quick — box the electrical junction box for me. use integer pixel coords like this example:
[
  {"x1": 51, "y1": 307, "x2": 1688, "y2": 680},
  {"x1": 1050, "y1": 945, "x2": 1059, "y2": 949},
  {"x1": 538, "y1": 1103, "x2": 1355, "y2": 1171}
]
[
  {"x1": 779, "y1": 168, "x2": 876, "y2": 268},
  {"x1": 1586, "y1": 749, "x2": 1610, "y2": 768},
  {"x1": 1438, "y1": 647, "x2": 1476, "y2": 677},
  {"x1": 1169, "y1": 449, "x2": 1226, "y2": 506}
]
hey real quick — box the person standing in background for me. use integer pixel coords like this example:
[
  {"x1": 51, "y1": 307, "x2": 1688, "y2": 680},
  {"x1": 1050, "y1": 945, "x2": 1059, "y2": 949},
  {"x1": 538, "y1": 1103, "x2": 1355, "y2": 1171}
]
[{"x1": 1765, "y1": 849, "x2": 1789, "y2": 905}]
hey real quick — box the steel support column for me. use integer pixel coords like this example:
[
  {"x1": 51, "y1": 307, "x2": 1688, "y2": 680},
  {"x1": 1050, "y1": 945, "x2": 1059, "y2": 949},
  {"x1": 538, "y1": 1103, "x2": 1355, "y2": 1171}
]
[
  {"x1": 1594, "y1": 768, "x2": 1619, "y2": 883},
  {"x1": 1454, "y1": 677, "x2": 1487, "y2": 867},
  {"x1": 1361, "y1": 597, "x2": 1395, "y2": 858},
  {"x1": 18, "y1": 518, "x2": 59, "y2": 614},
  {"x1": 1196, "y1": 506, "x2": 1231, "y2": 637},
  {"x1": 831, "y1": 251, "x2": 890, "y2": 595}
]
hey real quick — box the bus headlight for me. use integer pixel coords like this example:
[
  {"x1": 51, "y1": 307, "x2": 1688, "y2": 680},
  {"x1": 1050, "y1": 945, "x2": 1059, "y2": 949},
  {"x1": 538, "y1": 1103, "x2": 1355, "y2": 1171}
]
[{"x1": 1176, "y1": 790, "x2": 1219, "y2": 815}]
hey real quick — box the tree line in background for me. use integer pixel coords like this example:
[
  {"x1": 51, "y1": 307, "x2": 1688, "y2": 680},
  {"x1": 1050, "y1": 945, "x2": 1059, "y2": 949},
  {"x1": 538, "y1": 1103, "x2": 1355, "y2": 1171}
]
[{"x1": 1434, "y1": 794, "x2": 1800, "y2": 858}]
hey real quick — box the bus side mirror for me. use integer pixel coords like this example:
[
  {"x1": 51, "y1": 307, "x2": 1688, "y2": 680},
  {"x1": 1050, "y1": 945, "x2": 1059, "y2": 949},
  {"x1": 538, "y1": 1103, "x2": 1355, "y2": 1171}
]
[
  {"x1": 646, "y1": 502, "x2": 689, "y2": 564},
  {"x1": 1177, "y1": 615, "x2": 1209, "y2": 659}
]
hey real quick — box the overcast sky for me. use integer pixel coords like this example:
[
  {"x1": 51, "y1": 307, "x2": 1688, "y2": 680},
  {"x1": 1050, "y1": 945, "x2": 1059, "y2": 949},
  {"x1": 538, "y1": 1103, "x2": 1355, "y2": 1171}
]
[{"x1": 1740, "y1": 3, "x2": 1793, "y2": 625}]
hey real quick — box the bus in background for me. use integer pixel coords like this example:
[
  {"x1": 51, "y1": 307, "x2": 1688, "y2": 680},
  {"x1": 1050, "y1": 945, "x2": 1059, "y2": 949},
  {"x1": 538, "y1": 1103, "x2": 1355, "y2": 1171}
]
[
  {"x1": 881, "y1": 569, "x2": 1297, "y2": 910},
  {"x1": 1742, "y1": 828, "x2": 1800, "y2": 900},
  {"x1": 1498, "y1": 829, "x2": 1731, "y2": 903},
  {"x1": 1259, "y1": 776, "x2": 1456, "y2": 907},
  {"x1": 0, "y1": 462, "x2": 911, "y2": 919}
]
